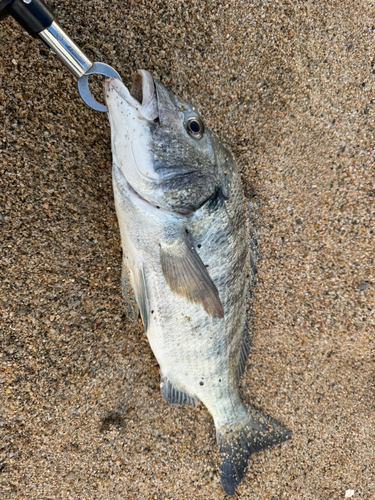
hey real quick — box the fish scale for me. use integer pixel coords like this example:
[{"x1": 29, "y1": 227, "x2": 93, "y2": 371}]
[{"x1": 106, "y1": 69, "x2": 291, "y2": 496}]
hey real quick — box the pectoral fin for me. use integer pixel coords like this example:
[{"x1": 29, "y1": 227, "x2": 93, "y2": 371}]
[{"x1": 160, "y1": 233, "x2": 224, "y2": 318}]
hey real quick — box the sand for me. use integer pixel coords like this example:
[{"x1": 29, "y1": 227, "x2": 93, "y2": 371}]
[{"x1": 0, "y1": 0, "x2": 374, "y2": 498}]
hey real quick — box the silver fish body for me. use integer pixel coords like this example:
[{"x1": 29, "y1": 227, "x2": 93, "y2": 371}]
[{"x1": 105, "y1": 71, "x2": 290, "y2": 496}]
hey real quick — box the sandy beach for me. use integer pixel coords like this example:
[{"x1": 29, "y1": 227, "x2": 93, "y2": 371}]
[{"x1": 0, "y1": 0, "x2": 374, "y2": 498}]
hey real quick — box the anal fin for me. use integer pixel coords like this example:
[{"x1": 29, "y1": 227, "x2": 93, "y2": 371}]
[{"x1": 160, "y1": 376, "x2": 199, "y2": 408}]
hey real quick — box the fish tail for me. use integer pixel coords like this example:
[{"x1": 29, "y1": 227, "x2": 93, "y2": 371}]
[{"x1": 217, "y1": 409, "x2": 291, "y2": 496}]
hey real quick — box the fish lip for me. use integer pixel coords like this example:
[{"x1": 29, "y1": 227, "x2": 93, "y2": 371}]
[
  {"x1": 104, "y1": 70, "x2": 159, "y2": 121},
  {"x1": 130, "y1": 69, "x2": 157, "y2": 110},
  {"x1": 104, "y1": 77, "x2": 140, "y2": 108}
]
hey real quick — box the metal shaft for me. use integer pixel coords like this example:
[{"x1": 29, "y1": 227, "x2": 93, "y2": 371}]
[
  {"x1": 0, "y1": 0, "x2": 123, "y2": 111},
  {"x1": 38, "y1": 21, "x2": 92, "y2": 79}
]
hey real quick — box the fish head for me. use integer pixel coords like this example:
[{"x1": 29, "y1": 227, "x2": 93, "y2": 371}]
[{"x1": 105, "y1": 70, "x2": 222, "y2": 214}]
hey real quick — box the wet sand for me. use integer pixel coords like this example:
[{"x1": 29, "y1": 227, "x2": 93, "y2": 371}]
[{"x1": 0, "y1": 0, "x2": 374, "y2": 498}]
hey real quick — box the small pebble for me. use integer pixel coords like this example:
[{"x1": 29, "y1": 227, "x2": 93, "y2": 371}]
[{"x1": 357, "y1": 282, "x2": 370, "y2": 290}]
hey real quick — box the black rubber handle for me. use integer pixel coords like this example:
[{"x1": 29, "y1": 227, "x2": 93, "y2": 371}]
[{"x1": 0, "y1": 0, "x2": 54, "y2": 37}]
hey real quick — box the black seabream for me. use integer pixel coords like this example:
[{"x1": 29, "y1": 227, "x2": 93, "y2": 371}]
[{"x1": 104, "y1": 70, "x2": 291, "y2": 496}]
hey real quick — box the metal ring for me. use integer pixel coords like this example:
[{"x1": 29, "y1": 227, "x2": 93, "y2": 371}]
[{"x1": 77, "y1": 62, "x2": 122, "y2": 112}]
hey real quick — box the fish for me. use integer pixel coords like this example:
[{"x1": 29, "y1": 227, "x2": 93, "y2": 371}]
[{"x1": 104, "y1": 70, "x2": 291, "y2": 496}]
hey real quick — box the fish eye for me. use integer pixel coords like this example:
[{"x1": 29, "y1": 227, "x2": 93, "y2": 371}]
[{"x1": 186, "y1": 117, "x2": 205, "y2": 139}]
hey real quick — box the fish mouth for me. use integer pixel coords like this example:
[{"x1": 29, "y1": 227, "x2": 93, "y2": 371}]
[
  {"x1": 104, "y1": 70, "x2": 158, "y2": 121},
  {"x1": 105, "y1": 70, "x2": 165, "y2": 206}
]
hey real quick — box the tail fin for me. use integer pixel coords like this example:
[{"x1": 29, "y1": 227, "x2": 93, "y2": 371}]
[{"x1": 218, "y1": 409, "x2": 291, "y2": 496}]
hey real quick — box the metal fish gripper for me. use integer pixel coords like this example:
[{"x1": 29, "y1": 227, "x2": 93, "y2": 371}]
[{"x1": 0, "y1": 0, "x2": 122, "y2": 112}]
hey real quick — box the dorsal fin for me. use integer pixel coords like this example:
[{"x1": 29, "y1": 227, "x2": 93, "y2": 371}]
[
  {"x1": 236, "y1": 332, "x2": 250, "y2": 381},
  {"x1": 160, "y1": 233, "x2": 224, "y2": 318}
]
